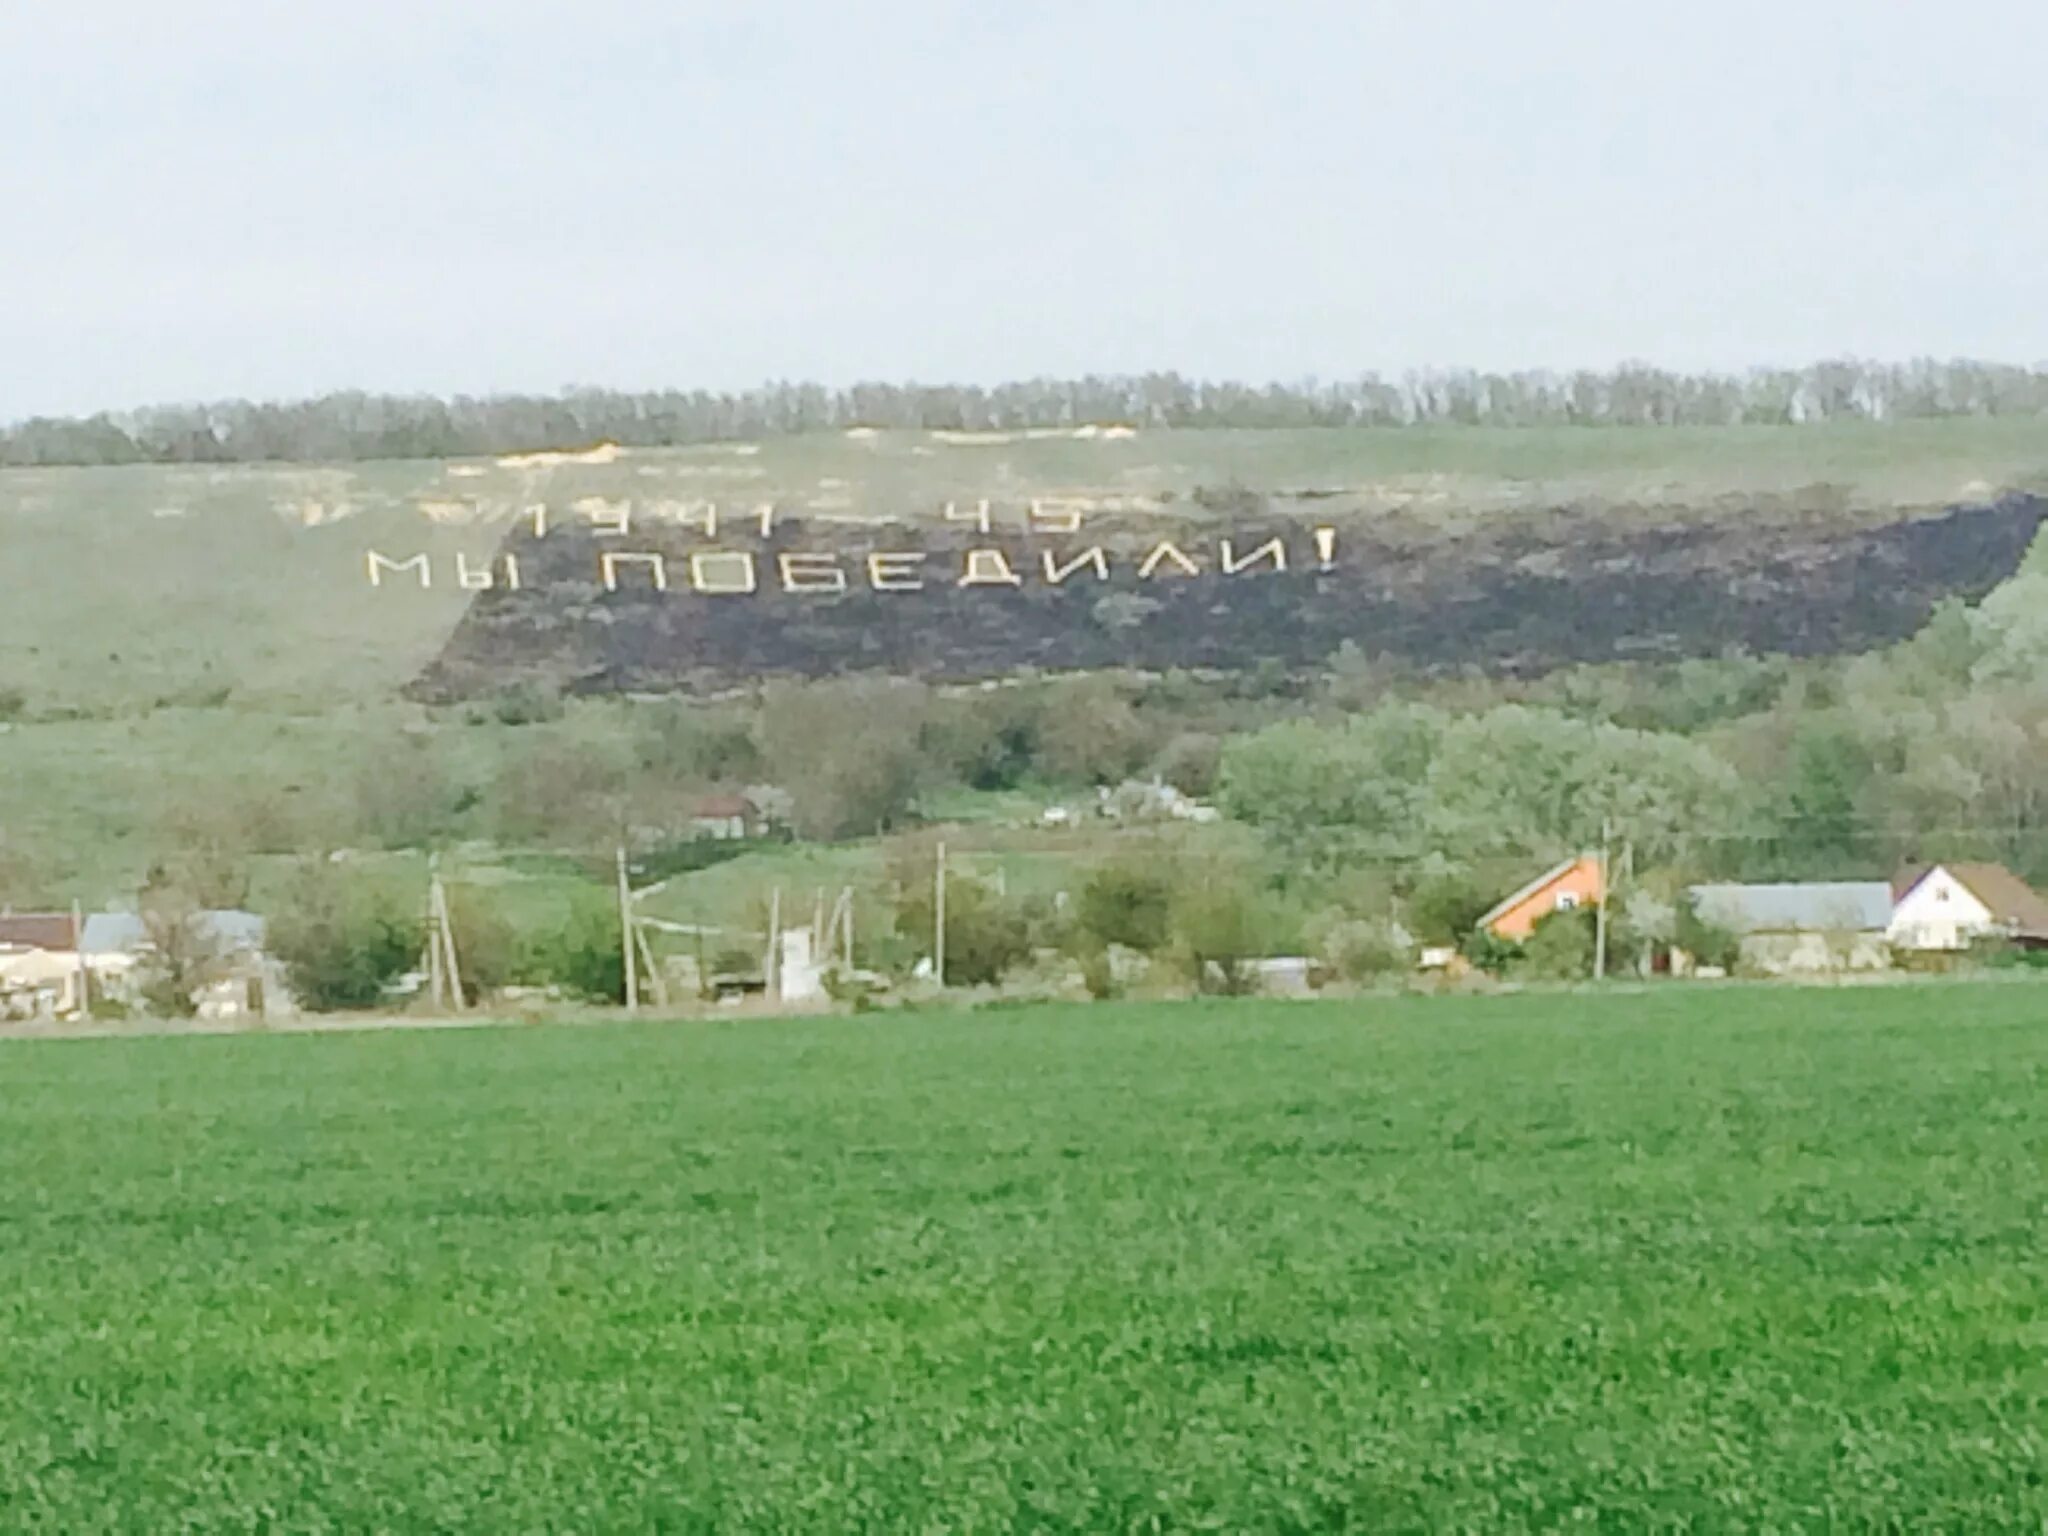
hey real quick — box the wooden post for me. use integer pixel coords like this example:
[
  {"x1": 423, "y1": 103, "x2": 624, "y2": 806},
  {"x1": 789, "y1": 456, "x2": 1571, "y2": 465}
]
[
  {"x1": 1593, "y1": 819, "x2": 1612, "y2": 982},
  {"x1": 634, "y1": 920, "x2": 669, "y2": 1008},
  {"x1": 70, "y1": 899, "x2": 88, "y2": 1019},
  {"x1": 616, "y1": 846, "x2": 639, "y2": 1013},
  {"x1": 425, "y1": 857, "x2": 446, "y2": 1010},
  {"x1": 934, "y1": 841, "x2": 947, "y2": 988},
  {"x1": 435, "y1": 876, "x2": 466, "y2": 1012}
]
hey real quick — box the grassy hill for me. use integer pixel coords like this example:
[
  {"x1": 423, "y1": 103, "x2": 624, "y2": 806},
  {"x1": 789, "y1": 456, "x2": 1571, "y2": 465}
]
[
  {"x1": 4, "y1": 418, "x2": 2046, "y2": 902},
  {"x1": 6, "y1": 418, "x2": 2048, "y2": 713}
]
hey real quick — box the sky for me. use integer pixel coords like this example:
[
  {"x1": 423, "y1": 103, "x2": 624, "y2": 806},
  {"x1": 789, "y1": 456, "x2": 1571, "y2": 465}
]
[{"x1": 3, "y1": 0, "x2": 2045, "y2": 419}]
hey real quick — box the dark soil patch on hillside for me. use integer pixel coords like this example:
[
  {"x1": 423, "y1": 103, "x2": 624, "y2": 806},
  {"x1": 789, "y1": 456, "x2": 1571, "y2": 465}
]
[{"x1": 408, "y1": 495, "x2": 2045, "y2": 699}]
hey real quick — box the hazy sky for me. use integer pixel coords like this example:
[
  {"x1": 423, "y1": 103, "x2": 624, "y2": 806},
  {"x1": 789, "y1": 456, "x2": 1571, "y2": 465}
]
[{"x1": 5, "y1": 1, "x2": 2045, "y2": 418}]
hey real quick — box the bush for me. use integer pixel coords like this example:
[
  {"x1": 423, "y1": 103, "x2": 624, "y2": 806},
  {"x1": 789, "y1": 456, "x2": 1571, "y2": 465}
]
[
  {"x1": 1320, "y1": 918, "x2": 1412, "y2": 984},
  {"x1": 518, "y1": 894, "x2": 626, "y2": 1003},
  {"x1": 897, "y1": 874, "x2": 1031, "y2": 988},
  {"x1": 1075, "y1": 857, "x2": 1175, "y2": 955},
  {"x1": 487, "y1": 682, "x2": 564, "y2": 726},
  {"x1": 1518, "y1": 905, "x2": 1597, "y2": 982},
  {"x1": 1171, "y1": 858, "x2": 1286, "y2": 996},
  {"x1": 270, "y1": 867, "x2": 424, "y2": 1012},
  {"x1": 1675, "y1": 894, "x2": 1743, "y2": 972},
  {"x1": 0, "y1": 687, "x2": 25, "y2": 722}
]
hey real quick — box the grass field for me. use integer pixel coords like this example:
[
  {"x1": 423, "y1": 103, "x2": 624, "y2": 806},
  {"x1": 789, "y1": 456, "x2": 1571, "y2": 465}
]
[{"x1": 3, "y1": 987, "x2": 2044, "y2": 1528}]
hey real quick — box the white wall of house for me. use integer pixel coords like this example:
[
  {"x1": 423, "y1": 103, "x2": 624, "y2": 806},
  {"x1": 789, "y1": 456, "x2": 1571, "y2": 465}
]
[
  {"x1": 1738, "y1": 932, "x2": 1892, "y2": 976},
  {"x1": 1889, "y1": 868, "x2": 1996, "y2": 952}
]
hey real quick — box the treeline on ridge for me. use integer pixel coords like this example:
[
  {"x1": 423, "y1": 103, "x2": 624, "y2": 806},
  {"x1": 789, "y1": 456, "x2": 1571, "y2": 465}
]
[{"x1": 8, "y1": 358, "x2": 2048, "y2": 466}]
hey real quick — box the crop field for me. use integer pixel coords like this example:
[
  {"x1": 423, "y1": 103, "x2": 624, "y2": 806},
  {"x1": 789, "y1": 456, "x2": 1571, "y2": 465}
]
[{"x1": 3, "y1": 987, "x2": 2044, "y2": 1528}]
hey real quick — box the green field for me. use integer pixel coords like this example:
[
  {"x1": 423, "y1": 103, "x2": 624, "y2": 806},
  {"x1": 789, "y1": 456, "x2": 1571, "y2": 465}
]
[{"x1": 3, "y1": 988, "x2": 2044, "y2": 1527}]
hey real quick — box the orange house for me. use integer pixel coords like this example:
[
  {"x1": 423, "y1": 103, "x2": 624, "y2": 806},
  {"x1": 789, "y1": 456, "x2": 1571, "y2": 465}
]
[{"x1": 1477, "y1": 854, "x2": 1606, "y2": 942}]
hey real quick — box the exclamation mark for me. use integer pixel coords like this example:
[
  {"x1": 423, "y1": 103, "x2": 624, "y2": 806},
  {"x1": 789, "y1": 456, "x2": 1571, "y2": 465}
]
[{"x1": 1314, "y1": 526, "x2": 1337, "y2": 571}]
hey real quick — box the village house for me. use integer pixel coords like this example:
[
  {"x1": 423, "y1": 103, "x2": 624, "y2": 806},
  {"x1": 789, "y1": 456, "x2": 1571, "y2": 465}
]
[
  {"x1": 80, "y1": 910, "x2": 288, "y2": 1020},
  {"x1": 1889, "y1": 863, "x2": 2048, "y2": 954},
  {"x1": 1687, "y1": 882, "x2": 1895, "y2": 976},
  {"x1": 1477, "y1": 854, "x2": 1605, "y2": 943},
  {"x1": 0, "y1": 911, "x2": 85, "y2": 1019},
  {"x1": 688, "y1": 793, "x2": 759, "y2": 841}
]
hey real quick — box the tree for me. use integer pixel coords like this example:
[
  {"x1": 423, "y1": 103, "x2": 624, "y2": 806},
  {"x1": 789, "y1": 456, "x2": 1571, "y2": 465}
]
[
  {"x1": 1518, "y1": 905, "x2": 1597, "y2": 982},
  {"x1": 270, "y1": 863, "x2": 423, "y2": 1012},
  {"x1": 895, "y1": 870, "x2": 1030, "y2": 987},
  {"x1": 517, "y1": 891, "x2": 625, "y2": 1003},
  {"x1": 757, "y1": 679, "x2": 930, "y2": 840},
  {"x1": 136, "y1": 866, "x2": 226, "y2": 1017},
  {"x1": 1075, "y1": 855, "x2": 1175, "y2": 954},
  {"x1": 1171, "y1": 857, "x2": 1286, "y2": 995}
]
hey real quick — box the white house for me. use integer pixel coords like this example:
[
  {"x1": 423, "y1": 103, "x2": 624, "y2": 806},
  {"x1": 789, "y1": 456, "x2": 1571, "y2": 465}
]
[{"x1": 1889, "y1": 863, "x2": 2048, "y2": 953}]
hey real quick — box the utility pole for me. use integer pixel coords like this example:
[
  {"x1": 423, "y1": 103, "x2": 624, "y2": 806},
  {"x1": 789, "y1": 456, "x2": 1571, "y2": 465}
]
[
  {"x1": 70, "y1": 899, "x2": 88, "y2": 1019},
  {"x1": 1593, "y1": 819, "x2": 1613, "y2": 982},
  {"x1": 766, "y1": 886, "x2": 781, "y2": 1000},
  {"x1": 433, "y1": 873, "x2": 465, "y2": 1012},
  {"x1": 934, "y1": 840, "x2": 947, "y2": 988},
  {"x1": 425, "y1": 856, "x2": 446, "y2": 1011},
  {"x1": 616, "y1": 846, "x2": 638, "y2": 1013}
]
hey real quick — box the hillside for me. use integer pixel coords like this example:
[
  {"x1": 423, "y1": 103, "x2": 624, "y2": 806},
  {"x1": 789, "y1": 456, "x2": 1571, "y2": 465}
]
[{"x1": 6, "y1": 419, "x2": 2048, "y2": 713}]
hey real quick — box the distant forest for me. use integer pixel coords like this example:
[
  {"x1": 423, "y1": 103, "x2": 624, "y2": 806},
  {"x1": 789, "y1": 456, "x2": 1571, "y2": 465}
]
[{"x1": 7, "y1": 358, "x2": 2048, "y2": 467}]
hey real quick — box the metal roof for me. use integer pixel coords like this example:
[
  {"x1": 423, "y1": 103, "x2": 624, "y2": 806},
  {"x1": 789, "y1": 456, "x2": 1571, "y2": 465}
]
[
  {"x1": 1688, "y1": 882, "x2": 1894, "y2": 935},
  {"x1": 80, "y1": 911, "x2": 268, "y2": 956}
]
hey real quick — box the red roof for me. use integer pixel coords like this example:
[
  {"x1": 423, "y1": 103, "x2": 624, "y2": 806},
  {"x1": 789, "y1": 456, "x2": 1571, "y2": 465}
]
[
  {"x1": 692, "y1": 795, "x2": 754, "y2": 819},
  {"x1": 0, "y1": 912, "x2": 78, "y2": 952},
  {"x1": 1896, "y1": 863, "x2": 2048, "y2": 940}
]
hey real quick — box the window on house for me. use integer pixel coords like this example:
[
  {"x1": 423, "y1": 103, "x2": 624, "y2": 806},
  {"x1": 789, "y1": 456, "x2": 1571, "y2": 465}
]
[{"x1": 1556, "y1": 892, "x2": 1580, "y2": 912}]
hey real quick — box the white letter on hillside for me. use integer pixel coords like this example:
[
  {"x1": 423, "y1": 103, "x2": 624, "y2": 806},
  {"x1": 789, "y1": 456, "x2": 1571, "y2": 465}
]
[
  {"x1": 959, "y1": 549, "x2": 1023, "y2": 587},
  {"x1": 366, "y1": 551, "x2": 432, "y2": 588},
  {"x1": 778, "y1": 553, "x2": 848, "y2": 594},
  {"x1": 868, "y1": 552, "x2": 928, "y2": 591},
  {"x1": 1029, "y1": 498, "x2": 1087, "y2": 535},
  {"x1": 1042, "y1": 547, "x2": 1110, "y2": 584},
  {"x1": 1219, "y1": 537, "x2": 1287, "y2": 575},
  {"x1": 577, "y1": 496, "x2": 633, "y2": 537},
  {"x1": 690, "y1": 551, "x2": 757, "y2": 594},
  {"x1": 944, "y1": 499, "x2": 992, "y2": 534},
  {"x1": 1137, "y1": 542, "x2": 1201, "y2": 579},
  {"x1": 600, "y1": 552, "x2": 668, "y2": 591}
]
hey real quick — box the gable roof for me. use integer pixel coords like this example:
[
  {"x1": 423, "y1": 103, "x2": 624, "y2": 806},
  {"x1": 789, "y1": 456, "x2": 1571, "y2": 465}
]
[
  {"x1": 80, "y1": 911, "x2": 267, "y2": 957},
  {"x1": 1689, "y1": 882, "x2": 1894, "y2": 935},
  {"x1": 0, "y1": 912, "x2": 78, "y2": 952},
  {"x1": 1897, "y1": 863, "x2": 2048, "y2": 938},
  {"x1": 1478, "y1": 855, "x2": 1594, "y2": 928},
  {"x1": 691, "y1": 794, "x2": 755, "y2": 820}
]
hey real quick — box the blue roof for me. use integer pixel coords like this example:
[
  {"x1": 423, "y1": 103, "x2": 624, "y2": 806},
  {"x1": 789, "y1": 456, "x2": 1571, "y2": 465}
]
[
  {"x1": 81, "y1": 910, "x2": 267, "y2": 956},
  {"x1": 1688, "y1": 883, "x2": 1893, "y2": 935}
]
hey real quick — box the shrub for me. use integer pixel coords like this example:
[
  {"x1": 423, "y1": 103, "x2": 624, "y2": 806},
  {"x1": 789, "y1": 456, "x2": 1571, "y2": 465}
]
[
  {"x1": 518, "y1": 894, "x2": 626, "y2": 1003},
  {"x1": 1076, "y1": 856, "x2": 1175, "y2": 954},
  {"x1": 271, "y1": 867, "x2": 424, "y2": 1012},
  {"x1": 1171, "y1": 858, "x2": 1286, "y2": 996},
  {"x1": 897, "y1": 874, "x2": 1031, "y2": 988},
  {"x1": 1320, "y1": 918, "x2": 1412, "y2": 984},
  {"x1": 1675, "y1": 894, "x2": 1743, "y2": 972},
  {"x1": 1518, "y1": 905, "x2": 1597, "y2": 982}
]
